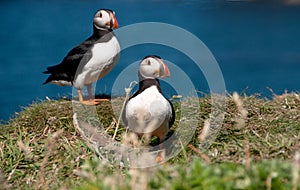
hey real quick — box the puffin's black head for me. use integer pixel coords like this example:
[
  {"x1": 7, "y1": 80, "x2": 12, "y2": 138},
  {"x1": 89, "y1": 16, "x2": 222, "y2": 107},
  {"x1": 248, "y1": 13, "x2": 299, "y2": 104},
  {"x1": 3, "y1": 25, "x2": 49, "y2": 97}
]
[
  {"x1": 93, "y1": 9, "x2": 119, "y2": 30},
  {"x1": 138, "y1": 55, "x2": 170, "y2": 81}
]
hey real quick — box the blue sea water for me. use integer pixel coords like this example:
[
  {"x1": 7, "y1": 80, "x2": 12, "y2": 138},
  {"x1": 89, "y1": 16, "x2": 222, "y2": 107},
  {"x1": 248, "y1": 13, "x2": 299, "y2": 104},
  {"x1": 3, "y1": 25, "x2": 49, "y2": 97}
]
[{"x1": 0, "y1": 0, "x2": 300, "y2": 122}]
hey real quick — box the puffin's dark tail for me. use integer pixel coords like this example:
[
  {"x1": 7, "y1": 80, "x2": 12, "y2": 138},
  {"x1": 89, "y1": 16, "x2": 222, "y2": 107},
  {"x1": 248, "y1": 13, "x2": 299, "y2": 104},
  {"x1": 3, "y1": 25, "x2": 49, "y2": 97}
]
[
  {"x1": 43, "y1": 65, "x2": 60, "y2": 84},
  {"x1": 42, "y1": 69, "x2": 73, "y2": 85},
  {"x1": 42, "y1": 68, "x2": 52, "y2": 84},
  {"x1": 42, "y1": 75, "x2": 53, "y2": 85}
]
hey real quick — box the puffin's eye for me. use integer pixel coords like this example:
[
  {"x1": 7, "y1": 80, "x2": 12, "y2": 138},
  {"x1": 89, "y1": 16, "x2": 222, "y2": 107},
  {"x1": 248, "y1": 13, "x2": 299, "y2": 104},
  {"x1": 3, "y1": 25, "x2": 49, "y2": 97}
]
[
  {"x1": 147, "y1": 60, "x2": 151, "y2": 65},
  {"x1": 99, "y1": 12, "x2": 102, "y2": 18}
]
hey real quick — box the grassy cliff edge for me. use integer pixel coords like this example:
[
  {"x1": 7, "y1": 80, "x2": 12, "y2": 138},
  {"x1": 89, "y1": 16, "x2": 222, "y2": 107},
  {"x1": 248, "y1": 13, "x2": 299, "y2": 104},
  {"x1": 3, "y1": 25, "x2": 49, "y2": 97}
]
[{"x1": 0, "y1": 93, "x2": 299, "y2": 189}]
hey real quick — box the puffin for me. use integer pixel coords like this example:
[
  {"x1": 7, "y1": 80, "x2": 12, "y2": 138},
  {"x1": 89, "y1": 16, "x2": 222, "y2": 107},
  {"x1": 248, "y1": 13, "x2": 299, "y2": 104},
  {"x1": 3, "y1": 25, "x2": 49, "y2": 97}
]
[
  {"x1": 43, "y1": 9, "x2": 120, "y2": 105},
  {"x1": 123, "y1": 55, "x2": 175, "y2": 161}
]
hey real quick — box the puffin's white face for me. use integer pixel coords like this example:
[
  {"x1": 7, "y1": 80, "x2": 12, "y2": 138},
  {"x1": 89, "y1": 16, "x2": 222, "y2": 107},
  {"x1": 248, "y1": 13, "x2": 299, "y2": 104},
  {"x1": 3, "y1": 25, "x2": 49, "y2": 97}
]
[
  {"x1": 138, "y1": 56, "x2": 170, "y2": 80},
  {"x1": 94, "y1": 9, "x2": 119, "y2": 30}
]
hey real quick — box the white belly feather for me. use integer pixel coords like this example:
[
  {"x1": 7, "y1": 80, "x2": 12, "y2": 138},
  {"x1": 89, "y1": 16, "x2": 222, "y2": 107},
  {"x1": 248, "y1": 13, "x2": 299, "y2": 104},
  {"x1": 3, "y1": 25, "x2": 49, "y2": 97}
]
[
  {"x1": 126, "y1": 86, "x2": 172, "y2": 135},
  {"x1": 74, "y1": 36, "x2": 120, "y2": 89}
]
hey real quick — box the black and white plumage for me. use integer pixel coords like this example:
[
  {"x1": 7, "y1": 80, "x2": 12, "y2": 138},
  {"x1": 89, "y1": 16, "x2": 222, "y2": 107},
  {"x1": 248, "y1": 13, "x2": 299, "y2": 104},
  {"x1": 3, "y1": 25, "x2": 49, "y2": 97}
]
[
  {"x1": 123, "y1": 56, "x2": 175, "y2": 151},
  {"x1": 43, "y1": 9, "x2": 120, "y2": 105}
]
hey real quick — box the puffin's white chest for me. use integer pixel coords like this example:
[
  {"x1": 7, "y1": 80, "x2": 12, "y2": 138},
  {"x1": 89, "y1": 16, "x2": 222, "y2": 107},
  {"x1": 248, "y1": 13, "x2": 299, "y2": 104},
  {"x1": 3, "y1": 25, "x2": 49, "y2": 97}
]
[
  {"x1": 126, "y1": 86, "x2": 172, "y2": 134},
  {"x1": 74, "y1": 36, "x2": 120, "y2": 88}
]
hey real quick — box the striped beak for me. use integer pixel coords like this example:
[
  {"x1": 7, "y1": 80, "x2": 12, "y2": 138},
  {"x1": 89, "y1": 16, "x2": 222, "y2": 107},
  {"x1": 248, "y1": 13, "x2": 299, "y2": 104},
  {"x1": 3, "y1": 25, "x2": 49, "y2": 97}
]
[
  {"x1": 108, "y1": 12, "x2": 118, "y2": 29},
  {"x1": 159, "y1": 60, "x2": 170, "y2": 78}
]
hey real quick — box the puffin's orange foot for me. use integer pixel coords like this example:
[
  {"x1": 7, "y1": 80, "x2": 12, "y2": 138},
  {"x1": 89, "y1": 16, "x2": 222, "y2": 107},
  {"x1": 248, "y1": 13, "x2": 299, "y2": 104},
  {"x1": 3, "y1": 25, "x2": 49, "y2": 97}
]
[
  {"x1": 156, "y1": 155, "x2": 163, "y2": 163},
  {"x1": 94, "y1": 98, "x2": 110, "y2": 102},
  {"x1": 80, "y1": 99, "x2": 101, "y2": 105},
  {"x1": 155, "y1": 151, "x2": 166, "y2": 163}
]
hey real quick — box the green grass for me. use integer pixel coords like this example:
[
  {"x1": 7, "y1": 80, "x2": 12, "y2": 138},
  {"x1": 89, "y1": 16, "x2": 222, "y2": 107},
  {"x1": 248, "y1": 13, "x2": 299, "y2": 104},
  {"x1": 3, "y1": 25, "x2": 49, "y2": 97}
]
[{"x1": 0, "y1": 93, "x2": 299, "y2": 189}]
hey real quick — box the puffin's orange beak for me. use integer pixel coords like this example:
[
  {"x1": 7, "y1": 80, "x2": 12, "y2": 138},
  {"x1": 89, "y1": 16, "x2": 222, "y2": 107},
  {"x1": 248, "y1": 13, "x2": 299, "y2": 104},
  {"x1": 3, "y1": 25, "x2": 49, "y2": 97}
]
[
  {"x1": 159, "y1": 62, "x2": 170, "y2": 78},
  {"x1": 111, "y1": 13, "x2": 119, "y2": 29}
]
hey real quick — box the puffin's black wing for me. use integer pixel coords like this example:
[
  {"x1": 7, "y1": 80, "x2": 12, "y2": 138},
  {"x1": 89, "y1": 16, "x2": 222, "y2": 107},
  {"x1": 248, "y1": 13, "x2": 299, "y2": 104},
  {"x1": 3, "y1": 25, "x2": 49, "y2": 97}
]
[
  {"x1": 167, "y1": 99, "x2": 175, "y2": 128},
  {"x1": 43, "y1": 36, "x2": 97, "y2": 84},
  {"x1": 122, "y1": 101, "x2": 129, "y2": 127}
]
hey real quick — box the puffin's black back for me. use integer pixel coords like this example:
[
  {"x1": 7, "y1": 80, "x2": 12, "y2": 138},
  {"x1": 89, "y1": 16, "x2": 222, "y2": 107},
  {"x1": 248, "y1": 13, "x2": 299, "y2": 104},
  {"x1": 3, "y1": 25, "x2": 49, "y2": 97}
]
[{"x1": 43, "y1": 28, "x2": 115, "y2": 85}]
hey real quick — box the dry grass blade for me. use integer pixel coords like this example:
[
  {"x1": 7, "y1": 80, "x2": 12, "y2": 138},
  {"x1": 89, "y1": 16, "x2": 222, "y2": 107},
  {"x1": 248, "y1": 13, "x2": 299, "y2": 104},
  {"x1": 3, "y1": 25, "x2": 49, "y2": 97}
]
[
  {"x1": 113, "y1": 81, "x2": 137, "y2": 140},
  {"x1": 36, "y1": 129, "x2": 64, "y2": 190},
  {"x1": 232, "y1": 92, "x2": 248, "y2": 129},
  {"x1": 198, "y1": 119, "x2": 210, "y2": 142},
  {"x1": 188, "y1": 144, "x2": 210, "y2": 164},
  {"x1": 292, "y1": 152, "x2": 300, "y2": 190},
  {"x1": 73, "y1": 113, "x2": 112, "y2": 158},
  {"x1": 244, "y1": 138, "x2": 250, "y2": 170},
  {"x1": 232, "y1": 92, "x2": 251, "y2": 169},
  {"x1": 0, "y1": 172, "x2": 11, "y2": 190}
]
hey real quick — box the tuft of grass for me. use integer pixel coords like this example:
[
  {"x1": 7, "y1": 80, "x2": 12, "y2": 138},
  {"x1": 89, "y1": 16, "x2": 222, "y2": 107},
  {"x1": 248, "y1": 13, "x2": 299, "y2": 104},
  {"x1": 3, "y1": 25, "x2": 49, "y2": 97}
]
[
  {"x1": 0, "y1": 93, "x2": 299, "y2": 189},
  {"x1": 0, "y1": 100, "x2": 93, "y2": 189}
]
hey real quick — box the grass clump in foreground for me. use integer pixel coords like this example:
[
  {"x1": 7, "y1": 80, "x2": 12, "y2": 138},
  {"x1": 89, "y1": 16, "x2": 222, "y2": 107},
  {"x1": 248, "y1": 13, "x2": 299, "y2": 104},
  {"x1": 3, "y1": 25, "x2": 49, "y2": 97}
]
[{"x1": 0, "y1": 92, "x2": 299, "y2": 189}]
